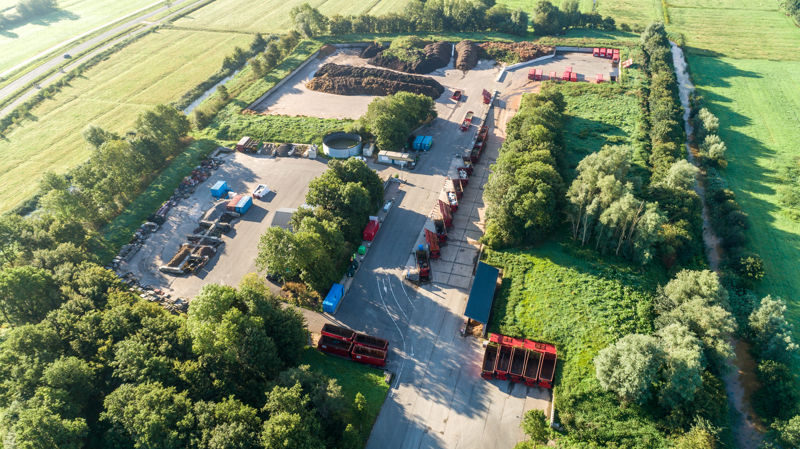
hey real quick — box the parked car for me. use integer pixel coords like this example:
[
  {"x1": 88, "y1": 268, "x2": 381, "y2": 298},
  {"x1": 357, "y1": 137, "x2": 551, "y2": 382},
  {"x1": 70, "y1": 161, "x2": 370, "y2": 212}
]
[
  {"x1": 253, "y1": 184, "x2": 269, "y2": 199},
  {"x1": 450, "y1": 90, "x2": 462, "y2": 101}
]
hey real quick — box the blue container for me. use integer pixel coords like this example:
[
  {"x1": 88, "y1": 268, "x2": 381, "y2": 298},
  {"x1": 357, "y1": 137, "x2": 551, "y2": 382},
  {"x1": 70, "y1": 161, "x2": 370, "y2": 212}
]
[
  {"x1": 235, "y1": 195, "x2": 253, "y2": 214},
  {"x1": 323, "y1": 283, "x2": 345, "y2": 314},
  {"x1": 413, "y1": 135, "x2": 424, "y2": 151},
  {"x1": 422, "y1": 136, "x2": 433, "y2": 151},
  {"x1": 211, "y1": 181, "x2": 229, "y2": 199}
]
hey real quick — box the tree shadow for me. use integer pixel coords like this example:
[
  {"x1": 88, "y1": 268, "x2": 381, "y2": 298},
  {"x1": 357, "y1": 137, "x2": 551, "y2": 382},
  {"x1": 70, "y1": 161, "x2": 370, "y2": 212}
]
[{"x1": 1, "y1": 8, "x2": 80, "y2": 35}]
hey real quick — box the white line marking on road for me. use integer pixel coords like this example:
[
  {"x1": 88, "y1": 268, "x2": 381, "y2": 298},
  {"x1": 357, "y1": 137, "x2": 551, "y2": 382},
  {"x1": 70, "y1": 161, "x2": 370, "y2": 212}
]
[
  {"x1": 377, "y1": 278, "x2": 406, "y2": 394},
  {"x1": 397, "y1": 274, "x2": 416, "y2": 310},
  {"x1": 387, "y1": 276, "x2": 410, "y2": 320}
]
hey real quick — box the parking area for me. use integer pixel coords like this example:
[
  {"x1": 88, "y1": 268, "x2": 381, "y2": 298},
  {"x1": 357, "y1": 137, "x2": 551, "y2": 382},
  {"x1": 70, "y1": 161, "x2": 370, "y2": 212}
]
[{"x1": 118, "y1": 152, "x2": 328, "y2": 299}]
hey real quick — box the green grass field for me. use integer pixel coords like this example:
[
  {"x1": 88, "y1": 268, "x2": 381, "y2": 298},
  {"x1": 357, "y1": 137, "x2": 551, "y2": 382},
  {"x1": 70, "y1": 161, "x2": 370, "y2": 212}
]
[
  {"x1": 0, "y1": 0, "x2": 155, "y2": 75},
  {"x1": 689, "y1": 55, "x2": 800, "y2": 322},
  {"x1": 174, "y1": 0, "x2": 408, "y2": 33},
  {"x1": 595, "y1": 0, "x2": 664, "y2": 26},
  {"x1": 300, "y1": 348, "x2": 390, "y2": 445},
  {"x1": 485, "y1": 241, "x2": 660, "y2": 407},
  {"x1": 0, "y1": 28, "x2": 253, "y2": 214}
]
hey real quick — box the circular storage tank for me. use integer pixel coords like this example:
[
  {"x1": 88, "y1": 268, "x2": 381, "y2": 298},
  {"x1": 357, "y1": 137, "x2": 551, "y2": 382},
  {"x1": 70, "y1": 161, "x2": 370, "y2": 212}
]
[{"x1": 322, "y1": 132, "x2": 362, "y2": 159}]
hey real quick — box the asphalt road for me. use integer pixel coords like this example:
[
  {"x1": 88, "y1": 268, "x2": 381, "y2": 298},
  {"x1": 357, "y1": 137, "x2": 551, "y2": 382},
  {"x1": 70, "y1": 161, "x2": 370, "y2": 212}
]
[{"x1": 0, "y1": 0, "x2": 209, "y2": 119}]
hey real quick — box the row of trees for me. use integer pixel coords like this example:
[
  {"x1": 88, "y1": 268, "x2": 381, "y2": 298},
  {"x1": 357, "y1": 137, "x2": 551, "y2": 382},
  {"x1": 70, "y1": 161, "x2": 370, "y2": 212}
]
[
  {"x1": 293, "y1": 0, "x2": 529, "y2": 37},
  {"x1": 0, "y1": 198, "x2": 375, "y2": 448},
  {"x1": 483, "y1": 91, "x2": 566, "y2": 248},
  {"x1": 38, "y1": 105, "x2": 190, "y2": 228},
  {"x1": 352, "y1": 91, "x2": 436, "y2": 150},
  {"x1": 530, "y1": 0, "x2": 617, "y2": 36},
  {"x1": 192, "y1": 31, "x2": 303, "y2": 129},
  {"x1": 0, "y1": 0, "x2": 57, "y2": 30},
  {"x1": 257, "y1": 158, "x2": 384, "y2": 294}
]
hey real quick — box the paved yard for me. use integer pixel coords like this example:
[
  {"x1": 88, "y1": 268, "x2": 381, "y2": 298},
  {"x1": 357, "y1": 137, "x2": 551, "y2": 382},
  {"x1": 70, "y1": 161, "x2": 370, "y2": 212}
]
[{"x1": 119, "y1": 152, "x2": 328, "y2": 299}]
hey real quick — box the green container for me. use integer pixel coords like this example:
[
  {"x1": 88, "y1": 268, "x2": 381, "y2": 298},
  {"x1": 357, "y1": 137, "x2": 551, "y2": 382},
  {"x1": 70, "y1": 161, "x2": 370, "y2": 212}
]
[{"x1": 358, "y1": 245, "x2": 366, "y2": 255}]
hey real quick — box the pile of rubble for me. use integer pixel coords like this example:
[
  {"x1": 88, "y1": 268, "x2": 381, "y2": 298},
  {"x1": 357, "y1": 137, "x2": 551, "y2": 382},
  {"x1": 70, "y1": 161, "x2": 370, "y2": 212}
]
[
  {"x1": 366, "y1": 41, "x2": 452, "y2": 74},
  {"x1": 479, "y1": 41, "x2": 555, "y2": 63},
  {"x1": 119, "y1": 272, "x2": 189, "y2": 314},
  {"x1": 307, "y1": 63, "x2": 445, "y2": 98},
  {"x1": 454, "y1": 40, "x2": 484, "y2": 71}
]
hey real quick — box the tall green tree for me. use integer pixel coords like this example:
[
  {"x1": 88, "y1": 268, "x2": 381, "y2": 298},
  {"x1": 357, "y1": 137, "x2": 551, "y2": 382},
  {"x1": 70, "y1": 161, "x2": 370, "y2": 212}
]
[
  {"x1": 595, "y1": 334, "x2": 665, "y2": 404},
  {"x1": 0, "y1": 265, "x2": 62, "y2": 326}
]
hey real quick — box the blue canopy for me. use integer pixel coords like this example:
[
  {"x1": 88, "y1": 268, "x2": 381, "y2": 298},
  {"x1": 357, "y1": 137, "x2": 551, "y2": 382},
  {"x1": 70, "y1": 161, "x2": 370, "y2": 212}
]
[{"x1": 464, "y1": 262, "x2": 499, "y2": 324}]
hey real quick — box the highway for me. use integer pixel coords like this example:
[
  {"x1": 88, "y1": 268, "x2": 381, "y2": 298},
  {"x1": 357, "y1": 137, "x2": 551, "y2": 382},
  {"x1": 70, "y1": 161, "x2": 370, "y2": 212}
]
[{"x1": 0, "y1": 0, "x2": 210, "y2": 119}]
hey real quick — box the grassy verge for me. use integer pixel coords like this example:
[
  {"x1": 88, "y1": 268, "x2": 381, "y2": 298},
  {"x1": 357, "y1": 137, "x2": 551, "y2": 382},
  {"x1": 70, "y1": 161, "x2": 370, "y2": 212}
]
[
  {"x1": 322, "y1": 28, "x2": 639, "y2": 46},
  {"x1": 100, "y1": 138, "x2": 219, "y2": 257},
  {"x1": 300, "y1": 347, "x2": 390, "y2": 445}
]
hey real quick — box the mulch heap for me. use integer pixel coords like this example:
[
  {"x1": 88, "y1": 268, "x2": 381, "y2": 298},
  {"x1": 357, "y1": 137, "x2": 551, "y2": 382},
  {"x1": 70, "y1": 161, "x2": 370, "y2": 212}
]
[
  {"x1": 306, "y1": 63, "x2": 445, "y2": 99},
  {"x1": 366, "y1": 41, "x2": 452, "y2": 74},
  {"x1": 478, "y1": 42, "x2": 555, "y2": 63},
  {"x1": 454, "y1": 40, "x2": 482, "y2": 71}
]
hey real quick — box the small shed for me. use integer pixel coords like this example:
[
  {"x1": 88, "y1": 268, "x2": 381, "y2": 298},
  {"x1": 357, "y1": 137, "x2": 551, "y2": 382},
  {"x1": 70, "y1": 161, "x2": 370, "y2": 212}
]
[
  {"x1": 323, "y1": 283, "x2": 345, "y2": 314},
  {"x1": 464, "y1": 262, "x2": 500, "y2": 330},
  {"x1": 236, "y1": 136, "x2": 258, "y2": 152}
]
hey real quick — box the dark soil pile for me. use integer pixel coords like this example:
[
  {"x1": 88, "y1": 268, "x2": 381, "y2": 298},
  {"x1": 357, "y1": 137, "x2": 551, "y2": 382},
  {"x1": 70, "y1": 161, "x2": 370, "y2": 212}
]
[
  {"x1": 307, "y1": 63, "x2": 445, "y2": 98},
  {"x1": 360, "y1": 43, "x2": 383, "y2": 59},
  {"x1": 454, "y1": 40, "x2": 484, "y2": 71},
  {"x1": 479, "y1": 42, "x2": 555, "y2": 63},
  {"x1": 367, "y1": 41, "x2": 452, "y2": 74}
]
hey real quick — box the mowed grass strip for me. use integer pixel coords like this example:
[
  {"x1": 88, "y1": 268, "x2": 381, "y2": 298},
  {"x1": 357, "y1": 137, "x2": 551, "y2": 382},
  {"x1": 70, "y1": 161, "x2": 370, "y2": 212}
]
[
  {"x1": 689, "y1": 55, "x2": 800, "y2": 324},
  {"x1": 0, "y1": 28, "x2": 253, "y2": 214},
  {"x1": 485, "y1": 241, "x2": 660, "y2": 393},
  {"x1": 174, "y1": 0, "x2": 403, "y2": 33},
  {"x1": 0, "y1": 0, "x2": 155, "y2": 74}
]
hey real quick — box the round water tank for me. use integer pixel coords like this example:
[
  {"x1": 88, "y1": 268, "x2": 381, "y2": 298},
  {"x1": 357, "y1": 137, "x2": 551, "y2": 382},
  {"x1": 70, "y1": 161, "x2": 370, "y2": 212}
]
[{"x1": 322, "y1": 132, "x2": 362, "y2": 158}]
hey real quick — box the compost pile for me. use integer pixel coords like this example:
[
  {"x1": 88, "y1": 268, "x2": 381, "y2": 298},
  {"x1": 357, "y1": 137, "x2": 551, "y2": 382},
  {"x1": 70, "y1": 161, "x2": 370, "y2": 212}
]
[
  {"x1": 360, "y1": 43, "x2": 383, "y2": 59},
  {"x1": 454, "y1": 40, "x2": 485, "y2": 71},
  {"x1": 367, "y1": 41, "x2": 452, "y2": 74},
  {"x1": 307, "y1": 63, "x2": 445, "y2": 98},
  {"x1": 479, "y1": 42, "x2": 554, "y2": 62}
]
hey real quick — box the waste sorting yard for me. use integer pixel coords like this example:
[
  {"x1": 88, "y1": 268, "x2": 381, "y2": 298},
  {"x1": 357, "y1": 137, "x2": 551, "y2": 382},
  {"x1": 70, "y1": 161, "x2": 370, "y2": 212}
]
[{"x1": 117, "y1": 149, "x2": 328, "y2": 301}]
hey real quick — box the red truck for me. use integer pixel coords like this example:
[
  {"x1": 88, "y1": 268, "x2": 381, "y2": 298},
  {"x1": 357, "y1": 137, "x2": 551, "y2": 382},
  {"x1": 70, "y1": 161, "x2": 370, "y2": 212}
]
[
  {"x1": 425, "y1": 229, "x2": 440, "y2": 259},
  {"x1": 351, "y1": 345, "x2": 387, "y2": 367},
  {"x1": 460, "y1": 111, "x2": 474, "y2": 131},
  {"x1": 416, "y1": 245, "x2": 431, "y2": 282}
]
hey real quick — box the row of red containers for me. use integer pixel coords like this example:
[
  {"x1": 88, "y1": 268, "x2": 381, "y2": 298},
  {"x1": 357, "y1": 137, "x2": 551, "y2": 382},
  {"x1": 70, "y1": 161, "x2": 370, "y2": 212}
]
[
  {"x1": 481, "y1": 333, "x2": 557, "y2": 389},
  {"x1": 593, "y1": 47, "x2": 620, "y2": 61},
  {"x1": 318, "y1": 323, "x2": 389, "y2": 367}
]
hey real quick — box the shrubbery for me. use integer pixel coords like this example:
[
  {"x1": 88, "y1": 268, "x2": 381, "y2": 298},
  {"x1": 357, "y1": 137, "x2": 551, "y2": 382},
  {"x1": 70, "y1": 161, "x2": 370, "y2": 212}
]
[
  {"x1": 483, "y1": 91, "x2": 566, "y2": 248},
  {"x1": 353, "y1": 91, "x2": 436, "y2": 150},
  {"x1": 257, "y1": 158, "x2": 383, "y2": 295}
]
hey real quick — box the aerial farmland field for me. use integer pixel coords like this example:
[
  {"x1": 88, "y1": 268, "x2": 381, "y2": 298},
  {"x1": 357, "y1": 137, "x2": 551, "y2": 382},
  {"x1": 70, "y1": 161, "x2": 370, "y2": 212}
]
[
  {"x1": 0, "y1": 0, "x2": 155, "y2": 75},
  {"x1": 174, "y1": 0, "x2": 410, "y2": 33},
  {"x1": 0, "y1": 28, "x2": 253, "y2": 213}
]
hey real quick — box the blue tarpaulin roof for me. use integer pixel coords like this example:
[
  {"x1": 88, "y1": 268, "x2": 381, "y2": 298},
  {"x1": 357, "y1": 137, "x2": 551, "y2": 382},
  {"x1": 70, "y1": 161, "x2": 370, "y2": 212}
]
[{"x1": 464, "y1": 262, "x2": 499, "y2": 324}]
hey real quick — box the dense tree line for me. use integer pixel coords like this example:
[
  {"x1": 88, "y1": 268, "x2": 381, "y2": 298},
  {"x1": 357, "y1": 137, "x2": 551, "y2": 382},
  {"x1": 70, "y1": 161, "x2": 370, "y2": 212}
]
[
  {"x1": 779, "y1": 0, "x2": 800, "y2": 22},
  {"x1": 352, "y1": 91, "x2": 436, "y2": 150},
  {"x1": 37, "y1": 105, "x2": 190, "y2": 228},
  {"x1": 192, "y1": 31, "x2": 302, "y2": 129},
  {"x1": 530, "y1": 0, "x2": 616, "y2": 36},
  {"x1": 483, "y1": 91, "x2": 566, "y2": 248},
  {"x1": 594, "y1": 270, "x2": 735, "y2": 443},
  {"x1": 257, "y1": 158, "x2": 383, "y2": 295},
  {"x1": 295, "y1": 0, "x2": 529, "y2": 37}
]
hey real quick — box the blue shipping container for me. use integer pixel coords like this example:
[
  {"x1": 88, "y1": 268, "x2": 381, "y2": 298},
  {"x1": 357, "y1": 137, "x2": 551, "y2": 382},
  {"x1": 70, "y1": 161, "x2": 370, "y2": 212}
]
[
  {"x1": 235, "y1": 195, "x2": 253, "y2": 214},
  {"x1": 413, "y1": 135, "x2": 424, "y2": 151},
  {"x1": 211, "y1": 181, "x2": 229, "y2": 198},
  {"x1": 422, "y1": 136, "x2": 433, "y2": 150},
  {"x1": 323, "y1": 283, "x2": 345, "y2": 314}
]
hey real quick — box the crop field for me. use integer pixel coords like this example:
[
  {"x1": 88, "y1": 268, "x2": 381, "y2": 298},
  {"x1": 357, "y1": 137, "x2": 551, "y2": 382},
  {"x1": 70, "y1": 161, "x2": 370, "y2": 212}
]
[
  {"x1": 485, "y1": 241, "x2": 660, "y2": 403},
  {"x1": 594, "y1": 0, "x2": 663, "y2": 26},
  {"x1": 689, "y1": 55, "x2": 800, "y2": 322},
  {"x1": 0, "y1": 28, "x2": 253, "y2": 214},
  {"x1": 174, "y1": 0, "x2": 410, "y2": 33},
  {"x1": 0, "y1": 0, "x2": 155, "y2": 75},
  {"x1": 497, "y1": 0, "x2": 593, "y2": 11}
]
